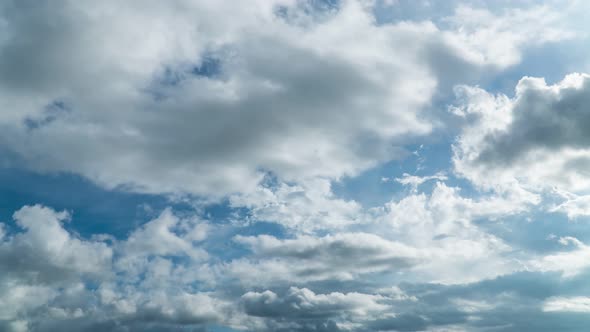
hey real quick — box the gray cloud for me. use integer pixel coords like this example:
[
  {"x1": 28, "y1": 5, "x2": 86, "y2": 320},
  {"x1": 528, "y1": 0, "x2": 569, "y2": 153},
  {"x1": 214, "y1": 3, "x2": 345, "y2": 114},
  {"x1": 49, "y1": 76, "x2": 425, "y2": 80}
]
[
  {"x1": 0, "y1": 0, "x2": 568, "y2": 197},
  {"x1": 452, "y1": 73, "x2": 590, "y2": 218},
  {"x1": 477, "y1": 74, "x2": 590, "y2": 165},
  {"x1": 230, "y1": 233, "x2": 422, "y2": 285}
]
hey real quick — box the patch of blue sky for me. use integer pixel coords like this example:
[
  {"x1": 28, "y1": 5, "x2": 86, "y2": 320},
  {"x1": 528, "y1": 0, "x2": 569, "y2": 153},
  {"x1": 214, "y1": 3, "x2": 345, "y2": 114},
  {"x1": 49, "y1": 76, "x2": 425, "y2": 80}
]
[
  {"x1": 146, "y1": 55, "x2": 223, "y2": 101},
  {"x1": 0, "y1": 166, "x2": 289, "y2": 263},
  {"x1": 0, "y1": 168, "x2": 175, "y2": 239},
  {"x1": 23, "y1": 99, "x2": 70, "y2": 130},
  {"x1": 331, "y1": 139, "x2": 481, "y2": 207},
  {"x1": 480, "y1": 39, "x2": 590, "y2": 96},
  {"x1": 474, "y1": 209, "x2": 590, "y2": 254},
  {"x1": 372, "y1": 0, "x2": 458, "y2": 26}
]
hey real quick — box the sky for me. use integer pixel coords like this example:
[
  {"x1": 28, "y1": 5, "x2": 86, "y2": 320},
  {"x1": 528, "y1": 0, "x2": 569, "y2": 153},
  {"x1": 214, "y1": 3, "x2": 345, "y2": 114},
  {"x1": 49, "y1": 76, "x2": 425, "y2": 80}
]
[{"x1": 1, "y1": 0, "x2": 590, "y2": 331}]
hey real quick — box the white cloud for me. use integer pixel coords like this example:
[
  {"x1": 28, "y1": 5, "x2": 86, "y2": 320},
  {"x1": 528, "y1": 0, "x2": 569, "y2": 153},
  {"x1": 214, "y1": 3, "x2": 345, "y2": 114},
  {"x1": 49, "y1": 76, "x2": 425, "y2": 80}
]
[
  {"x1": 119, "y1": 208, "x2": 208, "y2": 262},
  {"x1": 230, "y1": 232, "x2": 422, "y2": 285},
  {"x1": 395, "y1": 172, "x2": 448, "y2": 192},
  {"x1": 550, "y1": 191, "x2": 590, "y2": 219},
  {"x1": 0, "y1": 0, "x2": 573, "y2": 197},
  {"x1": 0, "y1": 205, "x2": 221, "y2": 331},
  {"x1": 530, "y1": 236, "x2": 590, "y2": 277},
  {"x1": 442, "y1": 4, "x2": 575, "y2": 68},
  {"x1": 453, "y1": 73, "x2": 590, "y2": 218},
  {"x1": 543, "y1": 296, "x2": 590, "y2": 313},
  {"x1": 0, "y1": 1, "x2": 588, "y2": 331},
  {"x1": 0, "y1": 205, "x2": 112, "y2": 282},
  {"x1": 229, "y1": 178, "x2": 363, "y2": 232},
  {"x1": 372, "y1": 182, "x2": 524, "y2": 283},
  {"x1": 242, "y1": 287, "x2": 389, "y2": 319}
]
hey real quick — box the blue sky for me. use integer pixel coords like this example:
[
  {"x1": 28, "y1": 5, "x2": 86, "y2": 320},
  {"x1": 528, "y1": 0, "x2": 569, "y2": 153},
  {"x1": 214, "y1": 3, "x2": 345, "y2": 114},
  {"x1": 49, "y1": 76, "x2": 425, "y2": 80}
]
[{"x1": 1, "y1": 0, "x2": 590, "y2": 331}]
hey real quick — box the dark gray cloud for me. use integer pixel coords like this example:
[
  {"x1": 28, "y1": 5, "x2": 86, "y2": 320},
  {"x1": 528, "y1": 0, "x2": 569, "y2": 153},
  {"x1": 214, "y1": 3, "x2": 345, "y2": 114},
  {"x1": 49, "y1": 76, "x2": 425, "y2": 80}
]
[{"x1": 476, "y1": 75, "x2": 590, "y2": 165}]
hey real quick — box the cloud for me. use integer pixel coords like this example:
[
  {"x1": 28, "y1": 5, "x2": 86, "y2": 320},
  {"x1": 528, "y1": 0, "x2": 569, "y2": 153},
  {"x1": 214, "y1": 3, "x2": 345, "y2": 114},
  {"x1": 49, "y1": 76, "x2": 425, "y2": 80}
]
[
  {"x1": 0, "y1": 205, "x2": 112, "y2": 283},
  {"x1": 395, "y1": 172, "x2": 448, "y2": 192},
  {"x1": 229, "y1": 178, "x2": 363, "y2": 232},
  {"x1": 0, "y1": 0, "x2": 572, "y2": 197},
  {"x1": 0, "y1": 205, "x2": 223, "y2": 331},
  {"x1": 544, "y1": 296, "x2": 590, "y2": 313},
  {"x1": 230, "y1": 232, "x2": 422, "y2": 285},
  {"x1": 1, "y1": 1, "x2": 588, "y2": 332},
  {"x1": 119, "y1": 208, "x2": 208, "y2": 262},
  {"x1": 242, "y1": 287, "x2": 388, "y2": 319},
  {"x1": 241, "y1": 287, "x2": 392, "y2": 331},
  {"x1": 529, "y1": 236, "x2": 590, "y2": 277},
  {"x1": 372, "y1": 182, "x2": 523, "y2": 284},
  {"x1": 452, "y1": 72, "x2": 590, "y2": 218}
]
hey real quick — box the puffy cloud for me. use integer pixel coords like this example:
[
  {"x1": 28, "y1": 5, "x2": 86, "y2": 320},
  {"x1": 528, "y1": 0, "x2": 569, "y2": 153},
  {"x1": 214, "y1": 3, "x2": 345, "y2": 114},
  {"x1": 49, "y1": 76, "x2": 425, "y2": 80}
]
[
  {"x1": 440, "y1": 4, "x2": 574, "y2": 68},
  {"x1": 241, "y1": 287, "x2": 391, "y2": 331},
  {"x1": 0, "y1": 205, "x2": 222, "y2": 331},
  {"x1": 226, "y1": 180, "x2": 530, "y2": 286},
  {"x1": 372, "y1": 182, "x2": 523, "y2": 283},
  {"x1": 0, "y1": 205, "x2": 112, "y2": 283},
  {"x1": 1, "y1": 1, "x2": 588, "y2": 331},
  {"x1": 0, "y1": 0, "x2": 572, "y2": 197},
  {"x1": 242, "y1": 287, "x2": 388, "y2": 318},
  {"x1": 119, "y1": 208, "x2": 208, "y2": 261},
  {"x1": 230, "y1": 232, "x2": 421, "y2": 285},
  {"x1": 453, "y1": 73, "x2": 590, "y2": 203},
  {"x1": 229, "y1": 178, "x2": 363, "y2": 232}
]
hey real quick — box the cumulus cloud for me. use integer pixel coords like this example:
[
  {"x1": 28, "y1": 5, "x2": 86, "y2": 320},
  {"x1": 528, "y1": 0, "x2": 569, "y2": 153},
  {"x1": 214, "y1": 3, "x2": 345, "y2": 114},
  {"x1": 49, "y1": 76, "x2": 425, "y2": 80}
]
[
  {"x1": 229, "y1": 178, "x2": 363, "y2": 232},
  {"x1": 453, "y1": 72, "x2": 590, "y2": 217},
  {"x1": 372, "y1": 182, "x2": 524, "y2": 283},
  {"x1": 241, "y1": 287, "x2": 392, "y2": 331},
  {"x1": 0, "y1": 205, "x2": 222, "y2": 331},
  {"x1": 223, "y1": 180, "x2": 531, "y2": 286},
  {"x1": 231, "y1": 232, "x2": 422, "y2": 285},
  {"x1": 242, "y1": 287, "x2": 388, "y2": 319},
  {"x1": 0, "y1": 205, "x2": 112, "y2": 283},
  {"x1": 119, "y1": 208, "x2": 208, "y2": 262},
  {"x1": 1, "y1": 1, "x2": 588, "y2": 331},
  {"x1": 0, "y1": 0, "x2": 573, "y2": 197}
]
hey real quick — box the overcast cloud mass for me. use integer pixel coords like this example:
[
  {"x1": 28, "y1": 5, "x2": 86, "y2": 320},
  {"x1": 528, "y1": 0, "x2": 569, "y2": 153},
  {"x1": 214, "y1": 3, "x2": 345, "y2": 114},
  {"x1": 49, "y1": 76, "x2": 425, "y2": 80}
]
[{"x1": 1, "y1": 0, "x2": 590, "y2": 331}]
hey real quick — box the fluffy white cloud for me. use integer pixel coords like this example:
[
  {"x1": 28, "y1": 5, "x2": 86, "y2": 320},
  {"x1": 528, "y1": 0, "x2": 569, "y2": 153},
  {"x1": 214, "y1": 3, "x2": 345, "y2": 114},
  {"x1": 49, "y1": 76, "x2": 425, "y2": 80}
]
[
  {"x1": 453, "y1": 73, "x2": 590, "y2": 218},
  {"x1": 0, "y1": 205, "x2": 221, "y2": 331},
  {"x1": 372, "y1": 182, "x2": 524, "y2": 283},
  {"x1": 0, "y1": 0, "x2": 573, "y2": 197},
  {"x1": 229, "y1": 178, "x2": 363, "y2": 232},
  {"x1": 0, "y1": 205, "x2": 112, "y2": 283},
  {"x1": 441, "y1": 4, "x2": 574, "y2": 68},
  {"x1": 119, "y1": 208, "x2": 208, "y2": 261},
  {"x1": 0, "y1": 1, "x2": 587, "y2": 331},
  {"x1": 242, "y1": 287, "x2": 391, "y2": 331},
  {"x1": 242, "y1": 287, "x2": 388, "y2": 318}
]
